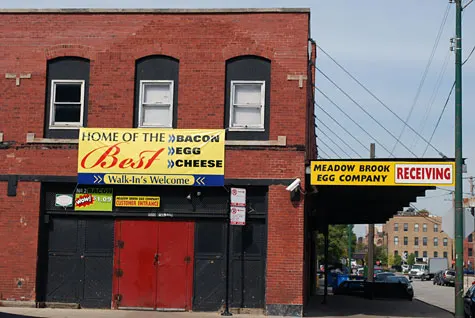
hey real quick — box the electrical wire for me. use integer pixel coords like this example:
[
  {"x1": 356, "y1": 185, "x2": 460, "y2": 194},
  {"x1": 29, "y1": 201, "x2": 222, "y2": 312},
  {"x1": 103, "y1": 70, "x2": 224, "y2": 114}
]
[
  {"x1": 315, "y1": 118, "x2": 363, "y2": 158},
  {"x1": 317, "y1": 67, "x2": 418, "y2": 157},
  {"x1": 317, "y1": 147, "x2": 331, "y2": 159},
  {"x1": 411, "y1": 50, "x2": 451, "y2": 151},
  {"x1": 463, "y1": 44, "x2": 475, "y2": 65},
  {"x1": 391, "y1": 3, "x2": 451, "y2": 154},
  {"x1": 315, "y1": 87, "x2": 394, "y2": 157},
  {"x1": 315, "y1": 102, "x2": 370, "y2": 155},
  {"x1": 316, "y1": 126, "x2": 353, "y2": 158},
  {"x1": 421, "y1": 82, "x2": 455, "y2": 157},
  {"x1": 317, "y1": 45, "x2": 444, "y2": 157},
  {"x1": 317, "y1": 135, "x2": 342, "y2": 159}
]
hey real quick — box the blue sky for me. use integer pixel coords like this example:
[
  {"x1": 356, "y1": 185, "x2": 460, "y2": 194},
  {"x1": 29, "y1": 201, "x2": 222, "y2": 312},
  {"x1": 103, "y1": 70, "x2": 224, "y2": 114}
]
[{"x1": 2, "y1": 0, "x2": 474, "y2": 237}]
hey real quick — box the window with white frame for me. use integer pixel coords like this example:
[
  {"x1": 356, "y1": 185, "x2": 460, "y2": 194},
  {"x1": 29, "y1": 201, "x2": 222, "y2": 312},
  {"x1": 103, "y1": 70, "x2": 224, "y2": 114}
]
[
  {"x1": 138, "y1": 80, "x2": 174, "y2": 127},
  {"x1": 229, "y1": 81, "x2": 265, "y2": 130},
  {"x1": 49, "y1": 80, "x2": 85, "y2": 128}
]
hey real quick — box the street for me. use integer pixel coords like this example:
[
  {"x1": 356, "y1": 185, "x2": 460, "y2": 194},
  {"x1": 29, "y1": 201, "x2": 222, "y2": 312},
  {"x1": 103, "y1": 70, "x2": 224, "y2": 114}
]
[{"x1": 412, "y1": 276, "x2": 475, "y2": 314}]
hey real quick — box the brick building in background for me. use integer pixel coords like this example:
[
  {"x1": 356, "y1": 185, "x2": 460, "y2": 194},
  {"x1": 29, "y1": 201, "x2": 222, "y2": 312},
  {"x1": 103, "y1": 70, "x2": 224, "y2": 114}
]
[
  {"x1": 0, "y1": 9, "x2": 316, "y2": 316},
  {"x1": 383, "y1": 211, "x2": 453, "y2": 265}
]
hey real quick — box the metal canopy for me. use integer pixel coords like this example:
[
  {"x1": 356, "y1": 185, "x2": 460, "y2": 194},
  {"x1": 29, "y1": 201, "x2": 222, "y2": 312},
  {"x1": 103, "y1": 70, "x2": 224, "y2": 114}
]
[{"x1": 307, "y1": 185, "x2": 435, "y2": 226}]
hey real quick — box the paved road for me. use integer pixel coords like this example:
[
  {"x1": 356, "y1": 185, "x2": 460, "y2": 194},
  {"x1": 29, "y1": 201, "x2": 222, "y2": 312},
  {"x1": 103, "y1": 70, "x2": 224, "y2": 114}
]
[
  {"x1": 412, "y1": 277, "x2": 475, "y2": 314},
  {"x1": 412, "y1": 279, "x2": 456, "y2": 314}
]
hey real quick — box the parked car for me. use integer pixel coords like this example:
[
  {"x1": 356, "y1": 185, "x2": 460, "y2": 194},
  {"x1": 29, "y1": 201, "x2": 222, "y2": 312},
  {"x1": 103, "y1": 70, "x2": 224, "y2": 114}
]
[
  {"x1": 464, "y1": 284, "x2": 475, "y2": 318},
  {"x1": 375, "y1": 272, "x2": 396, "y2": 282},
  {"x1": 465, "y1": 268, "x2": 475, "y2": 275},
  {"x1": 440, "y1": 269, "x2": 456, "y2": 286},
  {"x1": 333, "y1": 279, "x2": 365, "y2": 296},
  {"x1": 372, "y1": 275, "x2": 414, "y2": 301}
]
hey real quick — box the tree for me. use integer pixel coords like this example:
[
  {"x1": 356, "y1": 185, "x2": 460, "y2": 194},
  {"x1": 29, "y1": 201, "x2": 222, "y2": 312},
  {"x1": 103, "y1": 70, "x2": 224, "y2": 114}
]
[
  {"x1": 407, "y1": 253, "x2": 416, "y2": 266},
  {"x1": 394, "y1": 254, "x2": 403, "y2": 266},
  {"x1": 388, "y1": 254, "x2": 395, "y2": 267},
  {"x1": 315, "y1": 225, "x2": 357, "y2": 264}
]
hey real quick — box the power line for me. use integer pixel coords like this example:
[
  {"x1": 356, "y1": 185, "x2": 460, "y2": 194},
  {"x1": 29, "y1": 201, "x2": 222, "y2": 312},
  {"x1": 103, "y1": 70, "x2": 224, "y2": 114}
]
[
  {"x1": 317, "y1": 147, "x2": 331, "y2": 159},
  {"x1": 422, "y1": 82, "x2": 455, "y2": 157},
  {"x1": 315, "y1": 118, "x2": 363, "y2": 158},
  {"x1": 392, "y1": 3, "x2": 451, "y2": 154},
  {"x1": 317, "y1": 135, "x2": 341, "y2": 159},
  {"x1": 411, "y1": 50, "x2": 451, "y2": 151},
  {"x1": 315, "y1": 102, "x2": 370, "y2": 155},
  {"x1": 317, "y1": 45, "x2": 444, "y2": 157},
  {"x1": 463, "y1": 44, "x2": 475, "y2": 65},
  {"x1": 315, "y1": 87, "x2": 394, "y2": 157},
  {"x1": 316, "y1": 126, "x2": 352, "y2": 158},
  {"x1": 316, "y1": 68, "x2": 418, "y2": 157}
]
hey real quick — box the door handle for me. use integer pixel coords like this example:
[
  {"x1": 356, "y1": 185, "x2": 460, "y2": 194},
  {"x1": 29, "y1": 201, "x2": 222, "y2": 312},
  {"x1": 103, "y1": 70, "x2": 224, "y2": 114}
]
[{"x1": 154, "y1": 253, "x2": 159, "y2": 265}]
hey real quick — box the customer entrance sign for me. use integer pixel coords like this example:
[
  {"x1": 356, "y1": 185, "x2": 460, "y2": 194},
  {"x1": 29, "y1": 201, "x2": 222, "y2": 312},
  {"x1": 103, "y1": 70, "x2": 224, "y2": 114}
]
[{"x1": 311, "y1": 161, "x2": 455, "y2": 186}]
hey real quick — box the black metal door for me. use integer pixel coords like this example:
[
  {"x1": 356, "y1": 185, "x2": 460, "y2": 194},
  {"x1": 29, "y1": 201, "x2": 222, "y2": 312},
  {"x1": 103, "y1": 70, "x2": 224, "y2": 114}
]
[
  {"x1": 44, "y1": 216, "x2": 114, "y2": 308},
  {"x1": 192, "y1": 219, "x2": 266, "y2": 311}
]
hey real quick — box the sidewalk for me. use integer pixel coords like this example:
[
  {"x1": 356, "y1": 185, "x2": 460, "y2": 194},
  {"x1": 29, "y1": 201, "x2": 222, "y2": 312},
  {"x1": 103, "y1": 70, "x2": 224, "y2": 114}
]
[{"x1": 0, "y1": 308, "x2": 273, "y2": 318}]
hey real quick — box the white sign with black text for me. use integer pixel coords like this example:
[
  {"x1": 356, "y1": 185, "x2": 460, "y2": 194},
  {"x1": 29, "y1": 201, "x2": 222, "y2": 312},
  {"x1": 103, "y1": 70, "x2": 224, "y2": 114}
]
[{"x1": 230, "y1": 187, "x2": 246, "y2": 226}]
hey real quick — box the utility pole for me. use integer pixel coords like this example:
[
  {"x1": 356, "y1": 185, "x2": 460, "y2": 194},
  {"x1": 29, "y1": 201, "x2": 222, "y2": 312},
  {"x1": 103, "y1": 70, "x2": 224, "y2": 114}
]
[
  {"x1": 367, "y1": 143, "x2": 376, "y2": 284},
  {"x1": 348, "y1": 224, "x2": 353, "y2": 271},
  {"x1": 453, "y1": 0, "x2": 464, "y2": 316}
]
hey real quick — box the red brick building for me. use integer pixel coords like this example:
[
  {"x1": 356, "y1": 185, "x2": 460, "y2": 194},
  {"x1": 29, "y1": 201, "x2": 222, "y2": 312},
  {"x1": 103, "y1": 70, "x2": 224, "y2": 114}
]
[{"x1": 0, "y1": 8, "x2": 316, "y2": 316}]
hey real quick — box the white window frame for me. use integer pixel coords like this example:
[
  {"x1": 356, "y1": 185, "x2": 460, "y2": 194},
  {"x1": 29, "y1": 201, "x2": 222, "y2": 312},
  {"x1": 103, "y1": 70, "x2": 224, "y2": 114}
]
[
  {"x1": 49, "y1": 79, "x2": 85, "y2": 129},
  {"x1": 229, "y1": 80, "x2": 265, "y2": 131},
  {"x1": 138, "y1": 80, "x2": 174, "y2": 128}
]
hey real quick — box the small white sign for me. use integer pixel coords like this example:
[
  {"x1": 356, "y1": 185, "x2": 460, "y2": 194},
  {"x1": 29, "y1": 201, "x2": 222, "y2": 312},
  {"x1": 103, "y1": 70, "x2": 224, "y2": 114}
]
[
  {"x1": 230, "y1": 206, "x2": 246, "y2": 226},
  {"x1": 55, "y1": 194, "x2": 73, "y2": 207},
  {"x1": 230, "y1": 188, "x2": 246, "y2": 207}
]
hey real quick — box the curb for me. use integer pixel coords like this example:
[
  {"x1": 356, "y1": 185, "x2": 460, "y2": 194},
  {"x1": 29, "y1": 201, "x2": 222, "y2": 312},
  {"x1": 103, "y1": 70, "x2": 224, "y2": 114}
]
[{"x1": 414, "y1": 298, "x2": 455, "y2": 316}]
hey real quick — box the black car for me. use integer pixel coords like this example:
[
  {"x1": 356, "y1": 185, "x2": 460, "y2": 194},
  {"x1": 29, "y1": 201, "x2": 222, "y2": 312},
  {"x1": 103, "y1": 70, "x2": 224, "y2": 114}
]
[
  {"x1": 464, "y1": 284, "x2": 475, "y2": 318},
  {"x1": 333, "y1": 280, "x2": 365, "y2": 296}
]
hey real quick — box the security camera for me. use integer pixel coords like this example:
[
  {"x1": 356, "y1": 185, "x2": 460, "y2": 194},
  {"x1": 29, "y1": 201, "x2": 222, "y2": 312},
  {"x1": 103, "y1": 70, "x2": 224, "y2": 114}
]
[{"x1": 286, "y1": 178, "x2": 301, "y2": 192}]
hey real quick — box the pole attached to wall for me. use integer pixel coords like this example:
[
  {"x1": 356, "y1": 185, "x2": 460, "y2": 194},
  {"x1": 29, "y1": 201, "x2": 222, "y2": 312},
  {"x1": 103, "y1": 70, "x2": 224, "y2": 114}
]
[
  {"x1": 348, "y1": 224, "x2": 353, "y2": 271},
  {"x1": 454, "y1": 0, "x2": 464, "y2": 317},
  {"x1": 222, "y1": 212, "x2": 232, "y2": 316},
  {"x1": 367, "y1": 144, "x2": 376, "y2": 287},
  {"x1": 322, "y1": 223, "x2": 329, "y2": 304}
]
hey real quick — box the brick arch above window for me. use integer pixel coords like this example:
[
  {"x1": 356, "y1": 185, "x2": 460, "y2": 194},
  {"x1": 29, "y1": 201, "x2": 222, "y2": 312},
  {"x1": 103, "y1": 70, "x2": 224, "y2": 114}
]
[{"x1": 44, "y1": 44, "x2": 96, "y2": 61}]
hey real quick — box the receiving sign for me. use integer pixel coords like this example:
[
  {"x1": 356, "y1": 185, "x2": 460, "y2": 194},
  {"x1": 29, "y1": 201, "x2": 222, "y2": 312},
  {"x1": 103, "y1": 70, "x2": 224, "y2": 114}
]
[
  {"x1": 115, "y1": 196, "x2": 160, "y2": 208},
  {"x1": 311, "y1": 161, "x2": 455, "y2": 186},
  {"x1": 77, "y1": 128, "x2": 225, "y2": 186}
]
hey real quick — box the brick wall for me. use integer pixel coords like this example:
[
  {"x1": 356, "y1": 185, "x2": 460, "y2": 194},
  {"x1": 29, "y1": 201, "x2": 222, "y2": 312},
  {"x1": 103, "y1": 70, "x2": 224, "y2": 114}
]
[
  {"x1": 0, "y1": 182, "x2": 40, "y2": 301},
  {"x1": 0, "y1": 11, "x2": 310, "y2": 306}
]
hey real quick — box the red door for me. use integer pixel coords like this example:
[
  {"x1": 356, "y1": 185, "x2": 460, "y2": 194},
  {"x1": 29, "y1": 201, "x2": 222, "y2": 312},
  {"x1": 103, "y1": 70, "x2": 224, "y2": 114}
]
[
  {"x1": 114, "y1": 220, "x2": 158, "y2": 308},
  {"x1": 114, "y1": 220, "x2": 194, "y2": 310},
  {"x1": 156, "y1": 222, "x2": 194, "y2": 309}
]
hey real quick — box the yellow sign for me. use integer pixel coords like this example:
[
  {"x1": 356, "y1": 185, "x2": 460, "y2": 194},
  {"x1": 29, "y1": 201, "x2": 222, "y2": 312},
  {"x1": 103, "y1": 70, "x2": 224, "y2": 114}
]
[
  {"x1": 311, "y1": 161, "x2": 455, "y2": 186},
  {"x1": 115, "y1": 196, "x2": 160, "y2": 208},
  {"x1": 77, "y1": 128, "x2": 225, "y2": 186}
]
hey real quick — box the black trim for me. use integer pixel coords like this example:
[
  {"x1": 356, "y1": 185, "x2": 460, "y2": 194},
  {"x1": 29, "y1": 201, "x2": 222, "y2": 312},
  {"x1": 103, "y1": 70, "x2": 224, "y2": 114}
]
[
  {"x1": 0, "y1": 175, "x2": 295, "y2": 186},
  {"x1": 134, "y1": 55, "x2": 179, "y2": 128},
  {"x1": 225, "y1": 56, "x2": 271, "y2": 141},
  {"x1": 44, "y1": 57, "x2": 90, "y2": 139},
  {"x1": 7, "y1": 175, "x2": 18, "y2": 196}
]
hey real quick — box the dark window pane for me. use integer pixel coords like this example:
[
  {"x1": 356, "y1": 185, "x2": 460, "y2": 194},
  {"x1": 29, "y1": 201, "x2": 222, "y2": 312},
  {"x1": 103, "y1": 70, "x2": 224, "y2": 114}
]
[
  {"x1": 54, "y1": 104, "x2": 81, "y2": 122},
  {"x1": 55, "y1": 83, "x2": 82, "y2": 103}
]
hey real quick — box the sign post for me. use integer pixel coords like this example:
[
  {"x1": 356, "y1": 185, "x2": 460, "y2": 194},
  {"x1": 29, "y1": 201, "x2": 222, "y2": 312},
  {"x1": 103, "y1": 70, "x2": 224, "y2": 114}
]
[{"x1": 222, "y1": 188, "x2": 247, "y2": 316}]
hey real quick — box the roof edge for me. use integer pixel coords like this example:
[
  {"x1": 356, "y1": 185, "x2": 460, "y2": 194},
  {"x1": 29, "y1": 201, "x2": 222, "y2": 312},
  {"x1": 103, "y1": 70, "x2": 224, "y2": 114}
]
[{"x1": 0, "y1": 8, "x2": 311, "y2": 14}]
